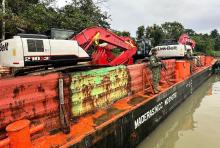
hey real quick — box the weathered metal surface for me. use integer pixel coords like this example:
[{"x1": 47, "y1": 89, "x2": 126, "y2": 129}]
[
  {"x1": 127, "y1": 64, "x2": 152, "y2": 94},
  {"x1": 68, "y1": 61, "x2": 213, "y2": 148},
  {"x1": 70, "y1": 65, "x2": 129, "y2": 117},
  {"x1": 0, "y1": 57, "x2": 216, "y2": 147},
  {"x1": 205, "y1": 56, "x2": 214, "y2": 66},
  {"x1": 29, "y1": 59, "x2": 214, "y2": 148},
  {"x1": 160, "y1": 60, "x2": 176, "y2": 84},
  {"x1": 0, "y1": 73, "x2": 71, "y2": 139}
]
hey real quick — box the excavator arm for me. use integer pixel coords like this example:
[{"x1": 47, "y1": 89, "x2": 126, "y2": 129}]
[
  {"x1": 178, "y1": 34, "x2": 196, "y2": 49},
  {"x1": 72, "y1": 26, "x2": 137, "y2": 66}
]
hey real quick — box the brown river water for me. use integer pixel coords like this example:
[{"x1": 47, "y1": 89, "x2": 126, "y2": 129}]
[{"x1": 138, "y1": 74, "x2": 220, "y2": 148}]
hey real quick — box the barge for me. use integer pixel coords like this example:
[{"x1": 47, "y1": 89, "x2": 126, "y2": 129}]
[{"x1": 0, "y1": 56, "x2": 216, "y2": 148}]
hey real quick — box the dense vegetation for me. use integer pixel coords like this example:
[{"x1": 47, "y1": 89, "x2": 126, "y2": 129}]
[
  {"x1": 0, "y1": 0, "x2": 219, "y2": 55},
  {"x1": 136, "y1": 22, "x2": 220, "y2": 56},
  {"x1": 0, "y1": 0, "x2": 110, "y2": 38}
]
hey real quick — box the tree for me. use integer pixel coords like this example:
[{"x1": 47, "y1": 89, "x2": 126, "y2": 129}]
[
  {"x1": 214, "y1": 37, "x2": 220, "y2": 51},
  {"x1": 161, "y1": 21, "x2": 184, "y2": 40},
  {"x1": 136, "y1": 25, "x2": 145, "y2": 39},
  {"x1": 209, "y1": 29, "x2": 220, "y2": 50},
  {"x1": 145, "y1": 24, "x2": 164, "y2": 46},
  {"x1": 210, "y1": 29, "x2": 219, "y2": 39},
  {"x1": 113, "y1": 30, "x2": 130, "y2": 37},
  {"x1": 0, "y1": 0, "x2": 110, "y2": 39},
  {"x1": 184, "y1": 29, "x2": 196, "y2": 36},
  {"x1": 192, "y1": 35, "x2": 215, "y2": 52}
]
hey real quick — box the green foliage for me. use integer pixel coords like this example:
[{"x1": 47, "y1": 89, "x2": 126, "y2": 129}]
[
  {"x1": 210, "y1": 29, "x2": 220, "y2": 51},
  {"x1": 113, "y1": 30, "x2": 131, "y2": 37},
  {"x1": 210, "y1": 29, "x2": 219, "y2": 39},
  {"x1": 145, "y1": 24, "x2": 164, "y2": 47},
  {"x1": 161, "y1": 21, "x2": 184, "y2": 40},
  {"x1": 136, "y1": 21, "x2": 220, "y2": 55},
  {"x1": 1, "y1": 0, "x2": 110, "y2": 38},
  {"x1": 184, "y1": 29, "x2": 196, "y2": 36},
  {"x1": 136, "y1": 25, "x2": 145, "y2": 39},
  {"x1": 143, "y1": 21, "x2": 184, "y2": 47},
  {"x1": 214, "y1": 37, "x2": 220, "y2": 51},
  {"x1": 192, "y1": 35, "x2": 215, "y2": 52}
]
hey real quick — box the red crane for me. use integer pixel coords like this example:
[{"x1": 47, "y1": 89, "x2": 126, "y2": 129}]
[
  {"x1": 72, "y1": 26, "x2": 137, "y2": 66},
  {"x1": 178, "y1": 34, "x2": 196, "y2": 49}
]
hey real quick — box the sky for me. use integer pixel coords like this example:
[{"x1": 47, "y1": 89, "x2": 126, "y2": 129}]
[{"x1": 57, "y1": 0, "x2": 220, "y2": 37}]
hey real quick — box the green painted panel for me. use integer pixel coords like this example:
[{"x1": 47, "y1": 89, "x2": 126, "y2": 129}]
[{"x1": 70, "y1": 65, "x2": 129, "y2": 117}]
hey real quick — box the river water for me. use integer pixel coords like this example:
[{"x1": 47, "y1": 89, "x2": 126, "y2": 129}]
[{"x1": 138, "y1": 75, "x2": 220, "y2": 148}]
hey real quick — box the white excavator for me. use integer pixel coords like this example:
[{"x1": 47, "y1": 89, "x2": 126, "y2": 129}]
[
  {"x1": 0, "y1": 30, "x2": 90, "y2": 68},
  {"x1": 151, "y1": 34, "x2": 196, "y2": 58}
]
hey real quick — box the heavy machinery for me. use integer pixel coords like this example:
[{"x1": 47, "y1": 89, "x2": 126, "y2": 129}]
[
  {"x1": 0, "y1": 34, "x2": 90, "y2": 67},
  {"x1": 72, "y1": 27, "x2": 138, "y2": 65},
  {"x1": 0, "y1": 27, "x2": 147, "y2": 68},
  {"x1": 152, "y1": 34, "x2": 196, "y2": 58}
]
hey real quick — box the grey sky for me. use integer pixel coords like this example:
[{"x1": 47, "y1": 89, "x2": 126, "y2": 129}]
[{"x1": 58, "y1": 0, "x2": 220, "y2": 36}]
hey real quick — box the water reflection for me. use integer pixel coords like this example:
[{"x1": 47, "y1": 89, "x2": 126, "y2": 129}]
[
  {"x1": 138, "y1": 75, "x2": 220, "y2": 148},
  {"x1": 212, "y1": 77, "x2": 220, "y2": 95}
]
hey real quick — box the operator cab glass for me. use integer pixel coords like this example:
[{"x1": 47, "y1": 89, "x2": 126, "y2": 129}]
[
  {"x1": 159, "y1": 39, "x2": 178, "y2": 46},
  {"x1": 50, "y1": 28, "x2": 75, "y2": 40},
  {"x1": 136, "y1": 39, "x2": 151, "y2": 55}
]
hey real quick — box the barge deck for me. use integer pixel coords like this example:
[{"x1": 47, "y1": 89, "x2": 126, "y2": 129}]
[{"x1": 0, "y1": 56, "x2": 216, "y2": 148}]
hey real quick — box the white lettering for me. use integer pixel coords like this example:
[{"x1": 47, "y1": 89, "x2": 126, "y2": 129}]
[
  {"x1": 24, "y1": 56, "x2": 50, "y2": 61},
  {"x1": 134, "y1": 92, "x2": 177, "y2": 129},
  {"x1": 0, "y1": 42, "x2": 9, "y2": 52},
  {"x1": 164, "y1": 92, "x2": 177, "y2": 105},
  {"x1": 134, "y1": 102, "x2": 163, "y2": 129}
]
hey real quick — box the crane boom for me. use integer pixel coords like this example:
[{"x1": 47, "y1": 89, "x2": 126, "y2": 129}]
[
  {"x1": 178, "y1": 34, "x2": 196, "y2": 49},
  {"x1": 72, "y1": 26, "x2": 137, "y2": 65}
]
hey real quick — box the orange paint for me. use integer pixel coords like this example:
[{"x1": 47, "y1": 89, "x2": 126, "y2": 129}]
[
  {"x1": 0, "y1": 57, "x2": 216, "y2": 148},
  {"x1": 6, "y1": 120, "x2": 32, "y2": 148},
  {"x1": 0, "y1": 121, "x2": 44, "y2": 148},
  {"x1": 175, "y1": 60, "x2": 190, "y2": 80}
]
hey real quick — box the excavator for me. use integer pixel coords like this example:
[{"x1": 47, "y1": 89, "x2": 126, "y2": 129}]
[
  {"x1": 0, "y1": 26, "x2": 194, "y2": 71},
  {"x1": 0, "y1": 27, "x2": 151, "y2": 69},
  {"x1": 72, "y1": 26, "x2": 138, "y2": 66},
  {"x1": 152, "y1": 34, "x2": 196, "y2": 58}
]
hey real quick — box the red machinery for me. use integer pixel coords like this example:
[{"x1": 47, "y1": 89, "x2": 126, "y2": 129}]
[
  {"x1": 72, "y1": 26, "x2": 137, "y2": 66},
  {"x1": 178, "y1": 34, "x2": 196, "y2": 49}
]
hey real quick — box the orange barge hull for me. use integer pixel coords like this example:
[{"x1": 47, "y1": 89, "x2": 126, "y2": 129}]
[{"x1": 0, "y1": 56, "x2": 216, "y2": 148}]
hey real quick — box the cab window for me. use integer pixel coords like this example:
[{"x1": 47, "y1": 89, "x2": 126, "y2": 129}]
[{"x1": 27, "y1": 40, "x2": 44, "y2": 52}]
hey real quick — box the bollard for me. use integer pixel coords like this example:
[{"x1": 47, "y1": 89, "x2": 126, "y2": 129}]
[
  {"x1": 0, "y1": 120, "x2": 44, "y2": 148},
  {"x1": 6, "y1": 120, "x2": 32, "y2": 148}
]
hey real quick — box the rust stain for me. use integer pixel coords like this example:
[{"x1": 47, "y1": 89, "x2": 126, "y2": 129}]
[
  {"x1": 0, "y1": 58, "x2": 215, "y2": 147},
  {"x1": 127, "y1": 96, "x2": 146, "y2": 106},
  {"x1": 66, "y1": 136, "x2": 73, "y2": 142},
  {"x1": 0, "y1": 73, "x2": 63, "y2": 141},
  {"x1": 9, "y1": 100, "x2": 27, "y2": 120},
  {"x1": 13, "y1": 87, "x2": 20, "y2": 98},
  {"x1": 82, "y1": 83, "x2": 94, "y2": 111},
  {"x1": 37, "y1": 84, "x2": 45, "y2": 93},
  {"x1": 94, "y1": 107, "x2": 123, "y2": 126},
  {"x1": 13, "y1": 85, "x2": 25, "y2": 98}
]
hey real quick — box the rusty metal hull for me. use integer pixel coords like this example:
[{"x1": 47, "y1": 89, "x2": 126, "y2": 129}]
[
  {"x1": 0, "y1": 57, "x2": 216, "y2": 148},
  {"x1": 69, "y1": 65, "x2": 213, "y2": 148}
]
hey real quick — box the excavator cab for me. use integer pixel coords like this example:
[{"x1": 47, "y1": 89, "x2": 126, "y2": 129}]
[
  {"x1": 133, "y1": 38, "x2": 152, "y2": 62},
  {"x1": 49, "y1": 28, "x2": 75, "y2": 40}
]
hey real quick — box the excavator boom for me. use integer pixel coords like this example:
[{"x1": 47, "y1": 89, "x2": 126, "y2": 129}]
[
  {"x1": 178, "y1": 34, "x2": 196, "y2": 49},
  {"x1": 72, "y1": 26, "x2": 137, "y2": 65}
]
